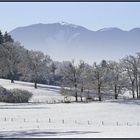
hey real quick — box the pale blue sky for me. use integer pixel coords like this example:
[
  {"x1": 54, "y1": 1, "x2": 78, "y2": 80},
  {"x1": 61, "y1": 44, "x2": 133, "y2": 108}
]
[{"x1": 0, "y1": 2, "x2": 140, "y2": 32}]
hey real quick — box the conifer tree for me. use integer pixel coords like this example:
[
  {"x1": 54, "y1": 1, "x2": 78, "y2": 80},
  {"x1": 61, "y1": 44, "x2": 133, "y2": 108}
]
[
  {"x1": 3, "y1": 31, "x2": 14, "y2": 43},
  {"x1": 0, "y1": 30, "x2": 3, "y2": 44}
]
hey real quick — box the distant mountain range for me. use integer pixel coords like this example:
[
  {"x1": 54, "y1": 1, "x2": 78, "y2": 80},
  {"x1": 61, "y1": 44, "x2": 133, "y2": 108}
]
[{"x1": 9, "y1": 22, "x2": 140, "y2": 64}]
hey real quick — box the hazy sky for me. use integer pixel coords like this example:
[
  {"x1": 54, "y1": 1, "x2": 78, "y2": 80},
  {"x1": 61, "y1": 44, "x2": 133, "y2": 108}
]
[{"x1": 0, "y1": 2, "x2": 140, "y2": 33}]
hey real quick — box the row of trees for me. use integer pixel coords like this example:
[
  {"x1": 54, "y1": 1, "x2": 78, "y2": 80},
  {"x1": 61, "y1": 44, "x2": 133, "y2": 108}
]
[
  {"x1": 1, "y1": 30, "x2": 140, "y2": 102},
  {"x1": 60, "y1": 54, "x2": 140, "y2": 101}
]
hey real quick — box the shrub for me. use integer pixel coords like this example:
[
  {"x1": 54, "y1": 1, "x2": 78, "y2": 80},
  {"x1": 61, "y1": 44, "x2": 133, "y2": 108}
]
[
  {"x1": 7, "y1": 89, "x2": 33, "y2": 103},
  {"x1": 0, "y1": 85, "x2": 11, "y2": 102},
  {"x1": 0, "y1": 85, "x2": 33, "y2": 103}
]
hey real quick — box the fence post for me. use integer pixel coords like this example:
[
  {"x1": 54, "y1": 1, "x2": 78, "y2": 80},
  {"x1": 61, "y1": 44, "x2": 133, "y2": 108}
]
[
  {"x1": 24, "y1": 118, "x2": 26, "y2": 122},
  {"x1": 116, "y1": 122, "x2": 118, "y2": 126},
  {"x1": 49, "y1": 118, "x2": 51, "y2": 123},
  {"x1": 102, "y1": 121, "x2": 104, "y2": 125},
  {"x1": 62, "y1": 120, "x2": 64, "y2": 124},
  {"x1": 88, "y1": 121, "x2": 90, "y2": 125},
  {"x1": 137, "y1": 122, "x2": 139, "y2": 126},
  {"x1": 11, "y1": 118, "x2": 13, "y2": 122}
]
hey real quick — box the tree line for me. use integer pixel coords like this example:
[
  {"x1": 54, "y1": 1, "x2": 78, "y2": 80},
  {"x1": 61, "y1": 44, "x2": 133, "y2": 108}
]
[
  {"x1": 0, "y1": 30, "x2": 53, "y2": 88},
  {"x1": 0, "y1": 30, "x2": 140, "y2": 102}
]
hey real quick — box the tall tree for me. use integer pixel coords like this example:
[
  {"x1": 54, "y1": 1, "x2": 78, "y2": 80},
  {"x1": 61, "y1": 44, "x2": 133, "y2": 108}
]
[
  {"x1": 108, "y1": 61, "x2": 128, "y2": 99},
  {"x1": 121, "y1": 55, "x2": 139, "y2": 98},
  {"x1": 22, "y1": 50, "x2": 52, "y2": 88},
  {"x1": 136, "y1": 53, "x2": 140, "y2": 97},
  {"x1": 61, "y1": 60, "x2": 86, "y2": 102},
  {"x1": 1, "y1": 42, "x2": 24, "y2": 83},
  {"x1": 77, "y1": 61, "x2": 91, "y2": 102},
  {"x1": 91, "y1": 60, "x2": 109, "y2": 101}
]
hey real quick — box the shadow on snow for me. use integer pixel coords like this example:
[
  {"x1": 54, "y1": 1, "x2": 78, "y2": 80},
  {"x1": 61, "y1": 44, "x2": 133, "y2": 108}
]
[{"x1": 0, "y1": 130, "x2": 101, "y2": 138}]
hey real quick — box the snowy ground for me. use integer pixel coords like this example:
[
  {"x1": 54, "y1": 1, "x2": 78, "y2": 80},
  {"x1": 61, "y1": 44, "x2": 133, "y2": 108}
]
[
  {"x1": 0, "y1": 78, "x2": 140, "y2": 138},
  {"x1": 0, "y1": 78, "x2": 64, "y2": 103}
]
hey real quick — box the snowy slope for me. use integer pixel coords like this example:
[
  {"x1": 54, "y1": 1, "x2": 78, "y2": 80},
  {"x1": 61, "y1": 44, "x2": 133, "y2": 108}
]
[{"x1": 0, "y1": 78, "x2": 64, "y2": 103}]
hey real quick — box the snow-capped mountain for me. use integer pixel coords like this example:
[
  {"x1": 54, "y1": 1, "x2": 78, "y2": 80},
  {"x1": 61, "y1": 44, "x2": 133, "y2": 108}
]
[{"x1": 9, "y1": 22, "x2": 140, "y2": 64}]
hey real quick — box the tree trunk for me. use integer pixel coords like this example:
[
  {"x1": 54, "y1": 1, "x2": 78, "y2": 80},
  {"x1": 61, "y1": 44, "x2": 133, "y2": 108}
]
[
  {"x1": 114, "y1": 84, "x2": 117, "y2": 99},
  {"x1": 132, "y1": 80, "x2": 135, "y2": 99},
  {"x1": 132, "y1": 92, "x2": 135, "y2": 99},
  {"x1": 75, "y1": 84, "x2": 78, "y2": 102},
  {"x1": 80, "y1": 96, "x2": 83, "y2": 102},
  {"x1": 136, "y1": 84, "x2": 139, "y2": 98},
  {"x1": 98, "y1": 84, "x2": 101, "y2": 101},
  {"x1": 80, "y1": 87, "x2": 83, "y2": 102},
  {"x1": 34, "y1": 79, "x2": 37, "y2": 89},
  {"x1": 10, "y1": 73, "x2": 14, "y2": 83},
  {"x1": 135, "y1": 75, "x2": 139, "y2": 98},
  {"x1": 11, "y1": 78, "x2": 14, "y2": 83},
  {"x1": 99, "y1": 95, "x2": 101, "y2": 101},
  {"x1": 139, "y1": 74, "x2": 140, "y2": 99},
  {"x1": 97, "y1": 71, "x2": 101, "y2": 101},
  {"x1": 115, "y1": 93, "x2": 118, "y2": 99}
]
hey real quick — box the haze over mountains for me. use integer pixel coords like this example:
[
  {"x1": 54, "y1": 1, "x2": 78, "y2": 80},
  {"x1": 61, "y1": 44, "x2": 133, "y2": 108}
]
[{"x1": 9, "y1": 22, "x2": 140, "y2": 64}]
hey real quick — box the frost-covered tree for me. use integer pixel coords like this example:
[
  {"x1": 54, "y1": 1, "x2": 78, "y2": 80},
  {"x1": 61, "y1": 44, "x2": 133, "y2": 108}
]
[
  {"x1": 22, "y1": 50, "x2": 52, "y2": 88},
  {"x1": 0, "y1": 44, "x2": 7, "y2": 77},
  {"x1": 108, "y1": 61, "x2": 129, "y2": 99},
  {"x1": 77, "y1": 61, "x2": 92, "y2": 101},
  {"x1": 61, "y1": 60, "x2": 87, "y2": 102},
  {"x1": 121, "y1": 55, "x2": 139, "y2": 98},
  {"x1": 108, "y1": 61, "x2": 125, "y2": 99},
  {"x1": 135, "y1": 53, "x2": 140, "y2": 97},
  {"x1": 91, "y1": 60, "x2": 109, "y2": 101},
  {"x1": 0, "y1": 42, "x2": 24, "y2": 83},
  {"x1": 61, "y1": 60, "x2": 78, "y2": 102},
  {"x1": 52, "y1": 61, "x2": 69, "y2": 86}
]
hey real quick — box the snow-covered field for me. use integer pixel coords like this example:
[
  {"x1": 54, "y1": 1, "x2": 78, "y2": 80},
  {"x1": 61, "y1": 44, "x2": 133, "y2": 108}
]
[
  {"x1": 0, "y1": 78, "x2": 140, "y2": 138},
  {"x1": 0, "y1": 79, "x2": 64, "y2": 103}
]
